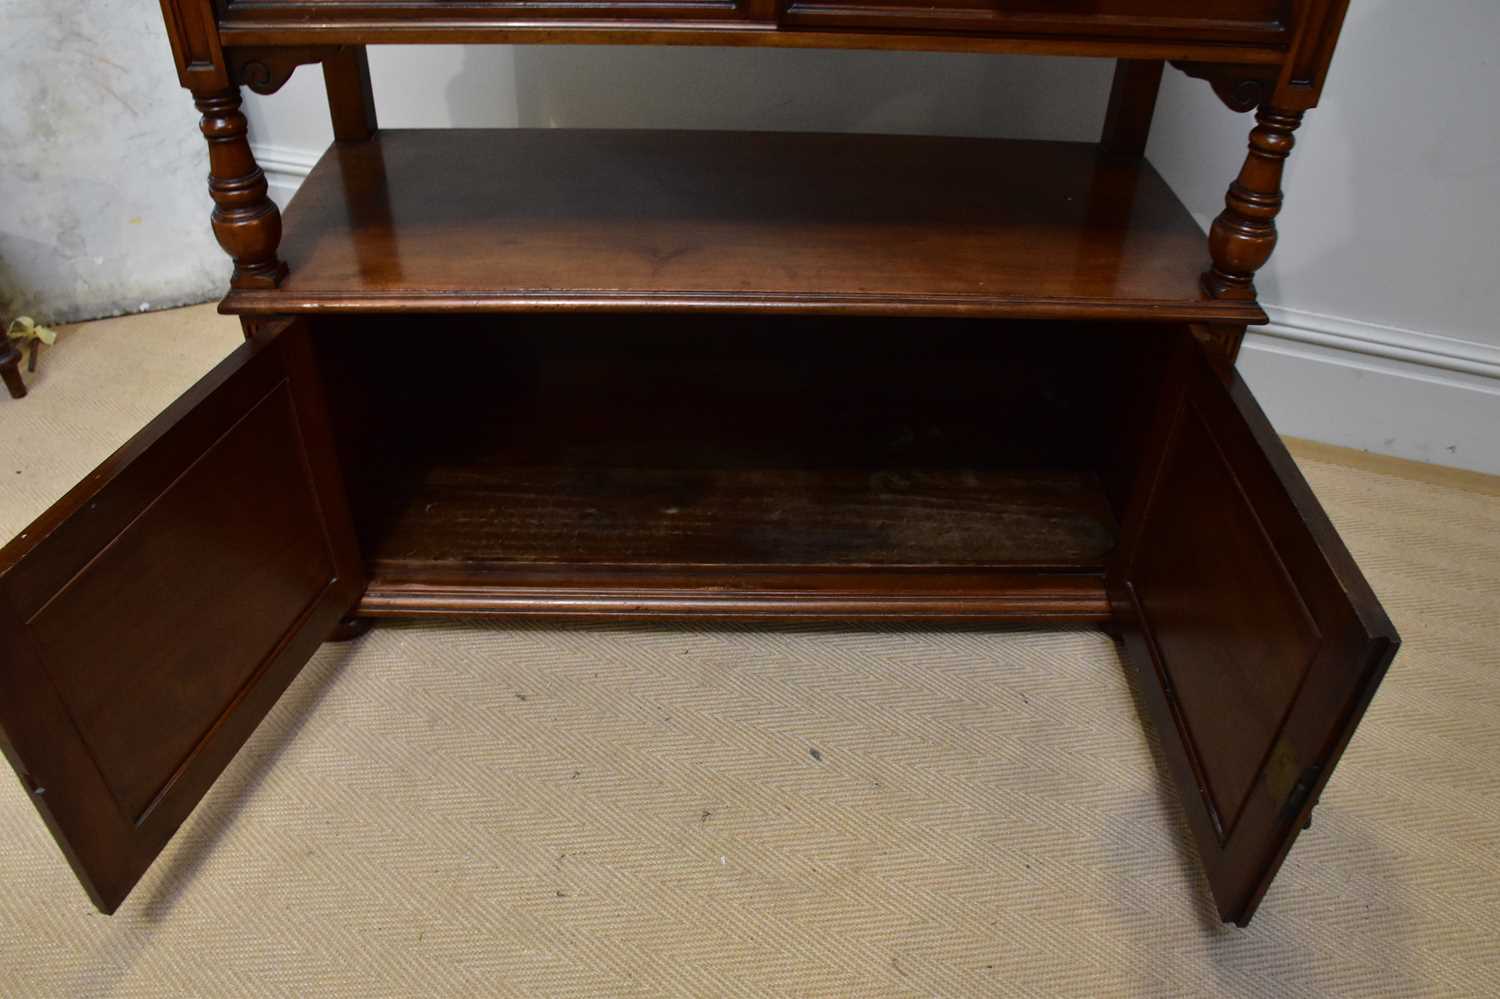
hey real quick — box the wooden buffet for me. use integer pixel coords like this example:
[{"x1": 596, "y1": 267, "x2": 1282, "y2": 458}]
[{"x1": 0, "y1": 0, "x2": 1397, "y2": 926}]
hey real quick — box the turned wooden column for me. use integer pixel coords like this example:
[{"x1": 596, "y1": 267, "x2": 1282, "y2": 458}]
[
  {"x1": 1203, "y1": 105, "x2": 1304, "y2": 300},
  {"x1": 193, "y1": 88, "x2": 287, "y2": 289}
]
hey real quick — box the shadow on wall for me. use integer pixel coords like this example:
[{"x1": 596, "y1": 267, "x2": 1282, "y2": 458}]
[
  {"x1": 0, "y1": 254, "x2": 22, "y2": 322},
  {"x1": 440, "y1": 45, "x2": 1115, "y2": 141}
]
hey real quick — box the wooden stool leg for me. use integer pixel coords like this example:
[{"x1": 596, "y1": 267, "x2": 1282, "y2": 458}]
[{"x1": 0, "y1": 339, "x2": 26, "y2": 399}]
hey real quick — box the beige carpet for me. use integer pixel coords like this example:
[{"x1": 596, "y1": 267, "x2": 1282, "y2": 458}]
[{"x1": 2, "y1": 306, "x2": 1498, "y2": 997}]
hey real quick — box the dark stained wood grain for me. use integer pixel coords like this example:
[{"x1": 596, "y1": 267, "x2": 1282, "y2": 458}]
[
  {"x1": 1109, "y1": 333, "x2": 1398, "y2": 926},
  {"x1": 213, "y1": 1, "x2": 1296, "y2": 65},
  {"x1": 227, "y1": 0, "x2": 1286, "y2": 28},
  {"x1": 1272, "y1": 0, "x2": 1350, "y2": 109},
  {"x1": 158, "y1": 0, "x2": 231, "y2": 90},
  {"x1": 1132, "y1": 404, "x2": 1322, "y2": 834},
  {"x1": 222, "y1": 129, "x2": 1266, "y2": 324},
  {"x1": 780, "y1": 0, "x2": 1286, "y2": 44},
  {"x1": 222, "y1": 26, "x2": 1288, "y2": 65},
  {"x1": 230, "y1": 0, "x2": 763, "y2": 25},
  {"x1": 0, "y1": 323, "x2": 363, "y2": 913},
  {"x1": 359, "y1": 565, "x2": 1111, "y2": 621},
  {"x1": 367, "y1": 465, "x2": 1116, "y2": 568}
]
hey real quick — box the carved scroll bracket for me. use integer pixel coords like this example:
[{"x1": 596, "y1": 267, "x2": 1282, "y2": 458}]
[
  {"x1": 228, "y1": 46, "x2": 338, "y2": 95},
  {"x1": 1171, "y1": 62, "x2": 1277, "y2": 114}
]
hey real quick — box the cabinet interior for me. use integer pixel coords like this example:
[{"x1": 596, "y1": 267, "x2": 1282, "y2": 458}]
[{"x1": 312, "y1": 315, "x2": 1169, "y2": 615}]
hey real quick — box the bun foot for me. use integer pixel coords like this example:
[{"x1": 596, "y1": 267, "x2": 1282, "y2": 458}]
[{"x1": 328, "y1": 616, "x2": 374, "y2": 643}]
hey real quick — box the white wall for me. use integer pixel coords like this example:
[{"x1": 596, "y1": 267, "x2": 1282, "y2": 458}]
[
  {"x1": 0, "y1": 0, "x2": 229, "y2": 323},
  {"x1": 243, "y1": 0, "x2": 1500, "y2": 473},
  {"x1": 246, "y1": 46, "x2": 1115, "y2": 158}
]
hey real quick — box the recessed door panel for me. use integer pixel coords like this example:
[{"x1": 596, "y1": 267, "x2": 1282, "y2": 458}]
[
  {"x1": 781, "y1": 0, "x2": 1290, "y2": 45},
  {"x1": 1111, "y1": 333, "x2": 1398, "y2": 925},
  {"x1": 0, "y1": 321, "x2": 362, "y2": 913}
]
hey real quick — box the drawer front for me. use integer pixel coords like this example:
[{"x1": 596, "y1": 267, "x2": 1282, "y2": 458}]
[
  {"x1": 781, "y1": 0, "x2": 1290, "y2": 44},
  {"x1": 223, "y1": 0, "x2": 765, "y2": 24}
]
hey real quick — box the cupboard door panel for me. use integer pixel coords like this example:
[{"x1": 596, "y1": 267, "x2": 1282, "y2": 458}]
[
  {"x1": 1111, "y1": 334, "x2": 1398, "y2": 926},
  {"x1": 0, "y1": 320, "x2": 362, "y2": 913},
  {"x1": 781, "y1": 0, "x2": 1289, "y2": 45},
  {"x1": 221, "y1": 0, "x2": 760, "y2": 25}
]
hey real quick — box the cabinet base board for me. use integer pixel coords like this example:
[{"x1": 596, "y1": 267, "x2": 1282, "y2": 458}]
[{"x1": 357, "y1": 569, "x2": 1111, "y2": 623}]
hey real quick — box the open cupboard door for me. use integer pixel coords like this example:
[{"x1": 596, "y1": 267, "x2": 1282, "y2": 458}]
[
  {"x1": 0, "y1": 320, "x2": 363, "y2": 913},
  {"x1": 1111, "y1": 333, "x2": 1399, "y2": 926}
]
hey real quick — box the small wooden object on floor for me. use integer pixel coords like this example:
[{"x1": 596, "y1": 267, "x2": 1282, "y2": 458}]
[{"x1": 0, "y1": 335, "x2": 26, "y2": 400}]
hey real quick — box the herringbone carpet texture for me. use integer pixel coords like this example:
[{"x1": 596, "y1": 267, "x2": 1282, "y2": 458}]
[{"x1": 1, "y1": 306, "x2": 1497, "y2": 996}]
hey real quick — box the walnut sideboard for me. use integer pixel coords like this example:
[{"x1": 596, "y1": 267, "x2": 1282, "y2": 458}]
[{"x1": 0, "y1": 0, "x2": 1397, "y2": 925}]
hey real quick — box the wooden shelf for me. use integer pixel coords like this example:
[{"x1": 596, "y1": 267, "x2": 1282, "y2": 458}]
[
  {"x1": 224, "y1": 129, "x2": 1266, "y2": 325},
  {"x1": 355, "y1": 464, "x2": 1115, "y2": 621},
  {"x1": 364, "y1": 464, "x2": 1116, "y2": 569}
]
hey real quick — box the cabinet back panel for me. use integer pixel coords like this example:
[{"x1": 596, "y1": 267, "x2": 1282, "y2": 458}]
[{"x1": 313, "y1": 316, "x2": 1139, "y2": 571}]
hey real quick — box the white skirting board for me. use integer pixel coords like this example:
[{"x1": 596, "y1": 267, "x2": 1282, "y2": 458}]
[
  {"x1": 1242, "y1": 309, "x2": 1500, "y2": 475},
  {"x1": 259, "y1": 145, "x2": 320, "y2": 207},
  {"x1": 256, "y1": 144, "x2": 1500, "y2": 476}
]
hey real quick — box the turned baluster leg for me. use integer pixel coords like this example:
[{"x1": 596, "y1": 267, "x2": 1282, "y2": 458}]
[
  {"x1": 1203, "y1": 105, "x2": 1304, "y2": 301},
  {"x1": 192, "y1": 88, "x2": 288, "y2": 289}
]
